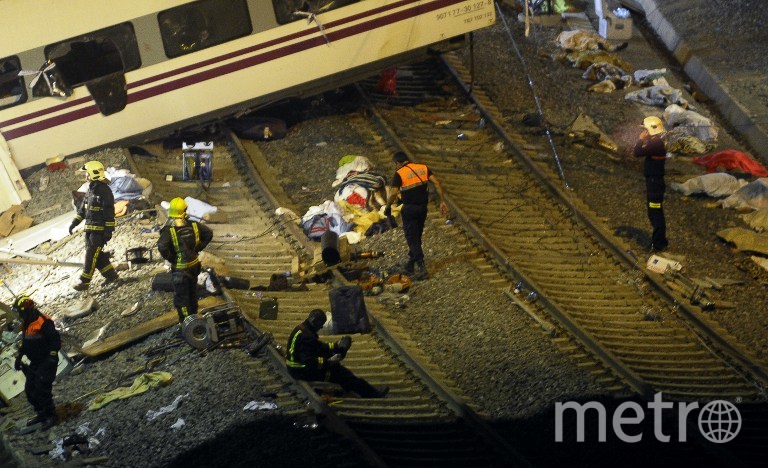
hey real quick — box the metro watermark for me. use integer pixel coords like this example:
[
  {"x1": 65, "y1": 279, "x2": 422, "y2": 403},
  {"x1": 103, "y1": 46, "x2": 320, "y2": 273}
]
[{"x1": 555, "y1": 392, "x2": 741, "y2": 444}]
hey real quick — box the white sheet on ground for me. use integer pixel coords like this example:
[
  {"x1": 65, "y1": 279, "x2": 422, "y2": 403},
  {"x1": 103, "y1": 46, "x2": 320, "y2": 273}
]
[
  {"x1": 721, "y1": 178, "x2": 768, "y2": 210},
  {"x1": 670, "y1": 173, "x2": 748, "y2": 197}
]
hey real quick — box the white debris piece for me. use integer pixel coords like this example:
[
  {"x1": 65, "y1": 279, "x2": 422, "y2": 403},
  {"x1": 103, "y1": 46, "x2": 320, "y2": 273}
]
[
  {"x1": 146, "y1": 393, "x2": 190, "y2": 420},
  {"x1": 243, "y1": 401, "x2": 278, "y2": 411},
  {"x1": 170, "y1": 418, "x2": 185, "y2": 430}
]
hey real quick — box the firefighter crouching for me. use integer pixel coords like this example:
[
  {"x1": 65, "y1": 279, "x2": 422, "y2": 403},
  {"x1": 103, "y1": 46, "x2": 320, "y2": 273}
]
[
  {"x1": 13, "y1": 296, "x2": 61, "y2": 431},
  {"x1": 70, "y1": 160, "x2": 119, "y2": 291},
  {"x1": 286, "y1": 309, "x2": 389, "y2": 398},
  {"x1": 157, "y1": 197, "x2": 213, "y2": 324}
]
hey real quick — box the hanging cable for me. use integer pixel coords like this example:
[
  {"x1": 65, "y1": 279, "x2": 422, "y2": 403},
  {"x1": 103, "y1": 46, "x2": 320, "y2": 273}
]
[{"x1": 495, "y1": 2, "x2": 570, "y2": 189}]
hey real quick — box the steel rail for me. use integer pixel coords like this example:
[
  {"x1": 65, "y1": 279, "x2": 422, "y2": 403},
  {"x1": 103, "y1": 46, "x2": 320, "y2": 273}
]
[{"x1": 439, "y1": 52, "x2": 768, "y2": 394}]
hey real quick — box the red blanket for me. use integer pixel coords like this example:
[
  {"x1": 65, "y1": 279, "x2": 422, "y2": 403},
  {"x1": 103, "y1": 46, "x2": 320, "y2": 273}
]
[{"x1": 692, "y1": 150, "x2": 768, "y2": 177}]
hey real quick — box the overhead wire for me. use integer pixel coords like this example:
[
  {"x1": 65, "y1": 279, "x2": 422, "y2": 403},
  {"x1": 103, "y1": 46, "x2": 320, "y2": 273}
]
[{"x1": 495, "y1": 1, "x2": 570, "y2": 189}]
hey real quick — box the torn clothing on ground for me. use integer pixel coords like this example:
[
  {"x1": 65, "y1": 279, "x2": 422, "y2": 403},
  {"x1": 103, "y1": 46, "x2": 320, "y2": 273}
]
[{"x1": 88, "y1": 372, "x2": 173, "y2": 411}]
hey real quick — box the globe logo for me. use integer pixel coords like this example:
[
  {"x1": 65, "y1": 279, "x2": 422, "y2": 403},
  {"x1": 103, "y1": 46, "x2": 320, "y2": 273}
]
[{"x1": 698, "y1": 400, "x2": 742, "y2": 443}]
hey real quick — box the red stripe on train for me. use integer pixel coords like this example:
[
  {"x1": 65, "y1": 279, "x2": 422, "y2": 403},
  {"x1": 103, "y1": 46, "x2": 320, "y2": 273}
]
[{"x1": 1, "y1": 0, "x2": 467, "y2": 140}]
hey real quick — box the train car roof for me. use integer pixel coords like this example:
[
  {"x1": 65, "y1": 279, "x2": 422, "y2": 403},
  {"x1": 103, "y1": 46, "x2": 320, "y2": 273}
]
[{"x1": 1, "y1": 0, "x2": 193, "y2": 57}]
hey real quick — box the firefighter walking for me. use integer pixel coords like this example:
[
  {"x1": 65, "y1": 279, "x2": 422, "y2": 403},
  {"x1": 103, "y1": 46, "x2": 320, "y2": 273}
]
[
  {"x1": 70, "y1": 161, "x2": 119, "y2": 291},
  {"x1": 384, "y1": 151, "x2": 448, "y2": 278},
  {"x1": 13, "y1": 296, "x2": 61, "y2": 431},
  {"x1": 157, "y1": 198, "x2": 213, "y2": 324}
]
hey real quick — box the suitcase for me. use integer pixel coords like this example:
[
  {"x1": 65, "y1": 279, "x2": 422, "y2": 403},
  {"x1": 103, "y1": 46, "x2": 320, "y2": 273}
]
[
  {"x1": 259, "y1": 297, "x2": 278, "y2": 320},
  {"x1": 329, "y1": 286, "x2": 370, "y2": 334}
]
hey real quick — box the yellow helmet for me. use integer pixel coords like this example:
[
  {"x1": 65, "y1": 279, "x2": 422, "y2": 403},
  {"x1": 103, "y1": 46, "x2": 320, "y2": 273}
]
[
  {"x1": 642, "y1": 116, "x2": 665, "y2": 136},
  {"x1": 80, "y1": 160, "x2": 106, "y2": 181},
  {"x1": 168, "y1": 197, "x2": 188, "y2": 218}
]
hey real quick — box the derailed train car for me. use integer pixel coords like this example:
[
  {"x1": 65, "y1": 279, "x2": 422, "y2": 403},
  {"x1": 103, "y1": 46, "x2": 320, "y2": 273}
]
[{"x1": 0, "y1": 0, "x2": 496, "y2": 211}]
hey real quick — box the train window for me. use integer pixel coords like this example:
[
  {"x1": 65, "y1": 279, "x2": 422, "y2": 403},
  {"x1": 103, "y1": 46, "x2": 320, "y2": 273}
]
[
  {"x1": 272, "y1": 0, "x2": 361, "y2": 25},
  {"x1": 0, "y1": 56, "x2": 27, "y2": 110},
  {"x1": 158, "y1": 0, "x2": 253, "y2": 58},
  {"x1": 44, "y1": 23, "x2": 140, "y2": 87}
]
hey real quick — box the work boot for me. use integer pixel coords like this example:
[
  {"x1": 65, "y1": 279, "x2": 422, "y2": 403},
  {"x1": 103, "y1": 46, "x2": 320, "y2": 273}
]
[
  {"x1": 39, "y1": 415, "x2": 57, "y2": 431},
  {"x1": 403, "y1": 260, "x2": 415, "y2": 274},
  {"x1": 103, "y1": 275, "x2": 120, "y2": 286},
  {"x1": 374, "y1": 385, "x2": 390, "y2": 398},
  {"x1": 72, "y1": 282, "x2": 89, "y2": 292},
  {"x1": 26, "y1": 414, "x2": 45, "y2": 427},
  {"x1": 412, "y1": 261, "x2": 429, "y2": 280}
]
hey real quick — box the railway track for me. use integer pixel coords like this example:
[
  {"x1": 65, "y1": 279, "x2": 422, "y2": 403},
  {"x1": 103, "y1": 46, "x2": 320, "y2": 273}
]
[
  {"x1": 122, "y1": 52, "x2": 767, "y2": 465},
  {"x1": 126, "y1": 132, "x2": 528, "y2": 466},
  {"x1": 357, "y1": 53, "x2": 768, "y2": 401}
]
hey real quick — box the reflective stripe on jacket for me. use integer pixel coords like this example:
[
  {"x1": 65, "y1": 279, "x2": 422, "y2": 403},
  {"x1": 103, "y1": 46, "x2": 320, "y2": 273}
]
[
  {"x1": 157, "y1": 220, "x2": 213, "y2": 271},
  {"x1": 75, "y1": 181, "x2": 115, "y2": 232},
  {"x1": 285, "y1": 324, "x2": 335, "y2": 370}
]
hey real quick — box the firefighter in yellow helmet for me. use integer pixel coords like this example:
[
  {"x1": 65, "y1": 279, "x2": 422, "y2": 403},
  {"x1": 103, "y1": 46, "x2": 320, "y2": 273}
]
[
  {"x1": 157, "y1": 198, "x2": 213, "y2": 324},
  {"x1": 70, "y1": 161, "x2": 119, "y2": 291},
  {"x1": 13, "y1": 296, "x2": 61, "y2": 431},
  {"x1": 634, "y1": 116, "x2": 669, "y2": 251}
]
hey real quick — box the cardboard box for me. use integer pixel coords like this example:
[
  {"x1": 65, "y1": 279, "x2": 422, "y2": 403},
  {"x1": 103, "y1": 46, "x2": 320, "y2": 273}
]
[{"x1": 599, "y1": 13, "x2": 632, "y2": 40}]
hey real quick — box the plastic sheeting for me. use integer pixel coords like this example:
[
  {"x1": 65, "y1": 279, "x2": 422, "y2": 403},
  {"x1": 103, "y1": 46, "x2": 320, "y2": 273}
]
[
  {"x1": 663, "y1": 104, "x2": 718, "y2": 143},
  {"x1": 625, "y1": 85, "x2": 691, "y2": 109},
  {"x1": 716, "y1": 228, "x2": 768, "y2": 255},
  {"x1": 740, "y1": 209, "x2": 768, "y2": 232},
  {"x1": 721, "y1": 178, "x2": 768, "y2": 210},
  {"x1": 670, "y1": 173, "x2": 748, "y2": 197},
  {"x1": 692, "y1": 150, "x2": 768, "y2": 177}
]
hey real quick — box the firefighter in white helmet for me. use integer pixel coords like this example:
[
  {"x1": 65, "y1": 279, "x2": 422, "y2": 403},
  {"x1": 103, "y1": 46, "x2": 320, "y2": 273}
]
[
  {"x1": 70, "y1": 161, "x2": 119, "y2": 291},
  {"x1": 634, "y1": 116, "x2": 669, "y2": 252},
  {"x1": 157, "y1": 197, "x2": 213, "y2": 324}
]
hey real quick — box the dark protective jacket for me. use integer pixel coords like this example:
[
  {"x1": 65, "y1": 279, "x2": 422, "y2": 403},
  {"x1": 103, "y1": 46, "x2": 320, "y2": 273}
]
[
  {"x1": 634, "y1": 134, "x2": 667, "y2": 177},
  {"x1": 20, "y1": 310, "x2": 61, "y2": 363},
  {"x1": 157, "y1": 220, "x2": 213, "y2": 271},
  {"x1": 285, "y1": 322, "x2": 339, "y2": 371},
  {"x1": 74, "y1": 180, "x2": 115, "y2": 233},
  {"x1": 392, "y1": 163, "x2": 432, "y2": 205}
]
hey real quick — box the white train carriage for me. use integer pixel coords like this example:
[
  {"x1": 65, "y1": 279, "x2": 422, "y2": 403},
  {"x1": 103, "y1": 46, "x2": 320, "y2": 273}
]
[{"x1": 0, "y1": 0, "x2": 496, "y2": 211}]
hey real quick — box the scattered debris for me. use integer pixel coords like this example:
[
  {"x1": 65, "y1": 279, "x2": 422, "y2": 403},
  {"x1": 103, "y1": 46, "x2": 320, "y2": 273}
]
[
  {"x1": 120, "y1": 301, "x2": 141, "y2": 318},
  {"x1": 0, "y1": 205, "x2": 34, "y2": 238},
  {"x1": 170, "y1": 418, "x2": 185, "y2": 430},
  {"x1": 146, "y1": 393, "x2": 189, "y2": 421},
  {"x1": 716, "y1": 228, "x2": 768, "y2": 255},
  {"x1": 646, "y1": 254, "x2": 682, "y2": 274},
  {"x1": 243, "y1": 400, "x2": 278, "y2": 411},
  {"x1": 88, "y1": 371, "x2": 173, "y2": 411}
]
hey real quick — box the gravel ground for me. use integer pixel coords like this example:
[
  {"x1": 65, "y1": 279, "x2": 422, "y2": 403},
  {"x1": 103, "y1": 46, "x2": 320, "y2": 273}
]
[
  {"x1": 2, "y1": 0, "x2": 768, "y2": 466},
  {"x1": 459, "y1": 1, "x2": 768, "y2": 362},
  {"x1": 257, "y1": 112, "x2": 606, "y2": 421}
]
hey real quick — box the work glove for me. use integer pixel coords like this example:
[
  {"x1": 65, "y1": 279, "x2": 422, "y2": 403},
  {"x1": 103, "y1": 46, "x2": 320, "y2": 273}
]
[
  {"x1": 336, "y1": 336, "x2": 352, "y2": 354},
  {"x1": 384, "y1": 205, "x2": 391, "y2": 218},
  {"x1": 14, "y1": 354, "x2": 23, "y2": 371},
  {"x1": 104, "y1": 231, "x2": 113, "y2": 242},
  {"x1": 69, "y1": 220, "x2": 79, "y2": 235},
  {"x1": 327, "y1": 353, "x2": 343, "y2": 365}
]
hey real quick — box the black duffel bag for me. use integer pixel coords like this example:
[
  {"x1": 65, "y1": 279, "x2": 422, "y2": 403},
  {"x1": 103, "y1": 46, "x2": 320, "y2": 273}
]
[{"x1": 329, "y1": 285, "x2": 370, "y2": 334}]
